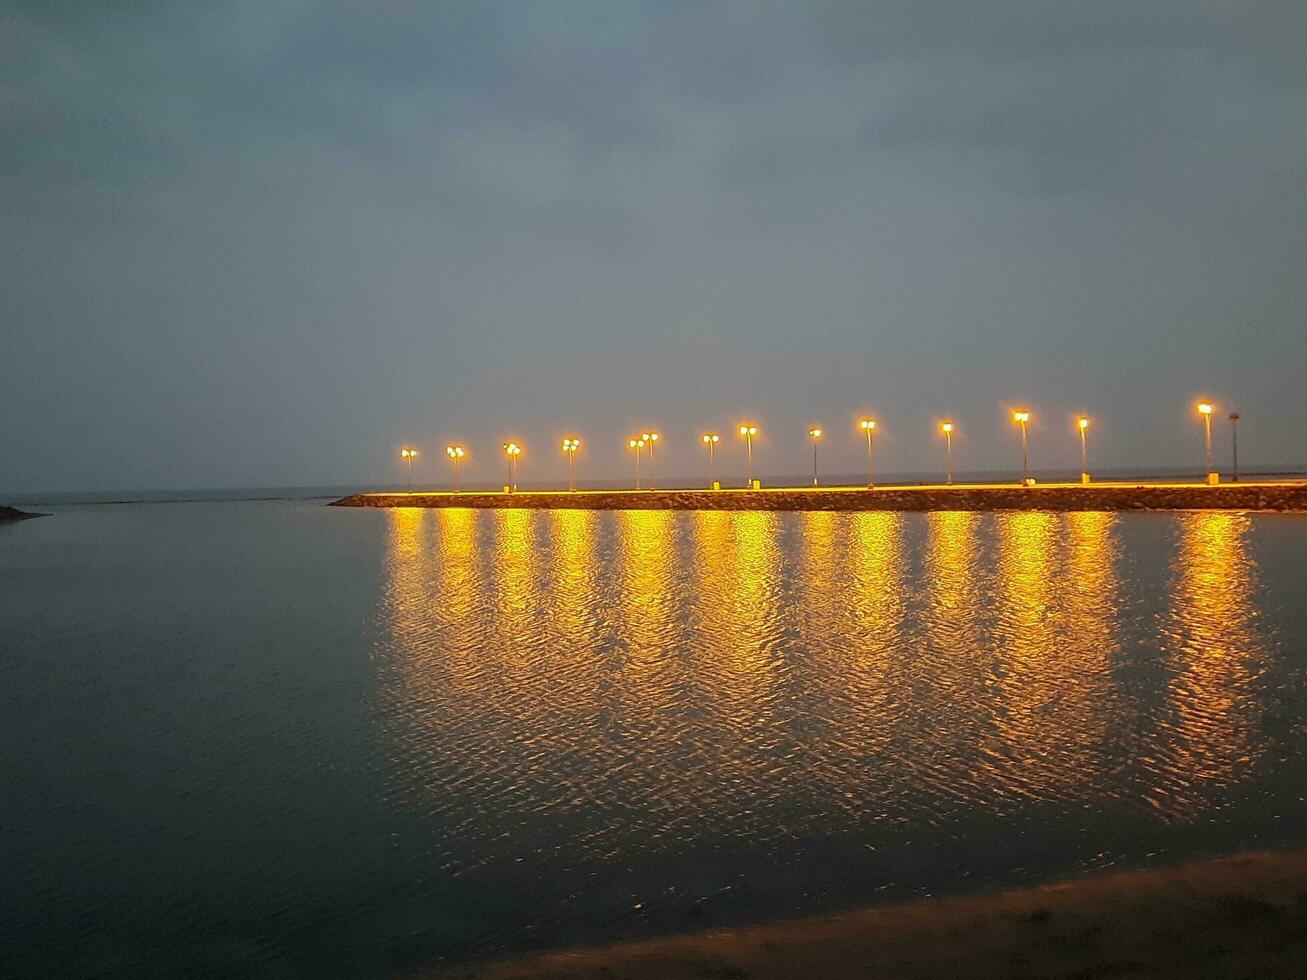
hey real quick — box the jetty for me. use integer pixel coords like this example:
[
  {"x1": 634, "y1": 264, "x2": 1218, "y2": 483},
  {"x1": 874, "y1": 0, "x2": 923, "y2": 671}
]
[{"x1": 332, "y1": 480, "x2": 1307, "y2": 512}]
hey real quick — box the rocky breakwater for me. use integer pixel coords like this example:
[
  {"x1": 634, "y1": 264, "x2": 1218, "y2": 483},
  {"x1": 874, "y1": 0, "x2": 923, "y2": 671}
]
[
  {"x1": 0, "y1": 505, "x2": 45, "y2": 522},
  {"x1": 331, "y1": 482, "x2": 1307, "y2": 512}
]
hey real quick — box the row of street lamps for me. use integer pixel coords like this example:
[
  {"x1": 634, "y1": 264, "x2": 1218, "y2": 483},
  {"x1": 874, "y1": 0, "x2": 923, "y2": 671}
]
[{"x1": 396, "y1": 400, "x2": 1239, "y2": 493}]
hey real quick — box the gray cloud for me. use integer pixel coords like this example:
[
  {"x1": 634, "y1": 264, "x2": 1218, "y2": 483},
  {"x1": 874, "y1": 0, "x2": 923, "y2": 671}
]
[{"x1": 2, "y1": 2, "x2": 1305, "y2": 493}]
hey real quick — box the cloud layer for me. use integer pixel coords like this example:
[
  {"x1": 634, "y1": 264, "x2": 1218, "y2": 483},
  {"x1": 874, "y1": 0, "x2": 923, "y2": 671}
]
[{"x1": 3, "y1": 1, "x2": 1305, "y2": 491}]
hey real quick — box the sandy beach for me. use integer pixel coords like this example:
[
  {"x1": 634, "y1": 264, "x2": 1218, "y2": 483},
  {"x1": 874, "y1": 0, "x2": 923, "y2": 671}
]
[{"x1": 437, "y1": 850, "x2": 1307, "y2": 979}]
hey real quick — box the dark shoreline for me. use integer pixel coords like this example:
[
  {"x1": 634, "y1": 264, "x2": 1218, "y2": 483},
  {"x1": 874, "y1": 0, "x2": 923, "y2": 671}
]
[
  {"x1": 0, "y1": 505, "x2": 46, "y2": 522},
  {"x1": 332, "y1": 481, "x2": 1307, "y2": 512}
]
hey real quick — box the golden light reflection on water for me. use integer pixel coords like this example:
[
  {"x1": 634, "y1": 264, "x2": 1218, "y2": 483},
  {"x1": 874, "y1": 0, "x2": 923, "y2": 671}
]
[
  {"x1": 374, "y1": 507, "x2": 1274, "y2": 839},
  {"x1": 989, "y1": 512, "x2": 1121, "y2": 803},
  {"x1": 1149, "y1": 512, "x2": 1265, "y2": 818}
]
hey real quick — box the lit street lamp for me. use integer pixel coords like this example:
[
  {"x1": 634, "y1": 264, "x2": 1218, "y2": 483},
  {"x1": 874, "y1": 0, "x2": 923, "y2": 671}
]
[
  {"x1": 1012, "y1": 409, "x2": 1032, "y2": 485},
  {"x1": 640, "y1": 432, "x2": 660, "y2": 489},
  {"x1": 1229, "y1": 412, "x2": 1241, "y2": 482},
  {"x1": 444, "y1": 445, "x2": 466, "y2": 493},
  {"x1": 808, "y1": 427, "x2": 823, "y2": 486},
  {"x1": 940, "y1": 422, "x2": 954, "y2": 485},
  {"x1": 701, "y1": 432, "x2": 720, "y2": 488},
  {"x1": 400, "y1": 446, "x2": 418, "y2": 492},
  {"x1": 858, "y1": 418, "x2": 877, "y2": 488},
  {"x1": 1076, "y1": 417, "x2": 1090, "y2": 484},
  {"x1": 561, "y1": 437, "x2": 581, "y2": 492},
  {"x1": 502, "y1": 441, "x2": 521, "y2": 492},
  {"x1": 628, "y1": 437, "x2": 646, "y2": 490},
  {"x1": 737, "y1": 424, "x2": 759, "y2": 488},
  {"x1": 1197, "y1": 401, "x2": 1215, "y2": 483}
]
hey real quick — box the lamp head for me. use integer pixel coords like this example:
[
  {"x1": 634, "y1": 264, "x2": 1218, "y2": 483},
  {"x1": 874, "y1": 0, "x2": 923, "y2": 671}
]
[
  {"x1": 1013, "y1": 410, "x2": 1030, "y2": 424},
  {"x1": 859, "y1": 418, "x2": 876, "y2": 431},
  {"x1": 1198, "y1": 401, "x2": 1214, "y2": 416},
  {"x1": 1077, "y1": 417, "x2": 1089, "y2": 430},
  {"x1": 809, "y1": 427, "x2": 823, "y2": 439},
  {"x1": 941, "y1": 422, "x2": 954, "y2": 434}
]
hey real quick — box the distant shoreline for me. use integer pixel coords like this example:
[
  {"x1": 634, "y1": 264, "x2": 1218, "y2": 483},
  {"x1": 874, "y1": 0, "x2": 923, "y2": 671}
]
[
  {"x1": 332, "y1": 480, "x2": 1307, "y2": 512},
  {"x1": 0, "y1": 505, "x2": 45, "y2": 523},
  {"x1": 438, "y1": 848, "x2": 1307, "y2": 979}
]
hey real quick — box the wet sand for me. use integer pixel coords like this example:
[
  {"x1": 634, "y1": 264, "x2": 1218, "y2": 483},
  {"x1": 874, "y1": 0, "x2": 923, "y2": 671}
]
[{"x1": 438, "y1": 850, "x2": 1307, "y2": 979}]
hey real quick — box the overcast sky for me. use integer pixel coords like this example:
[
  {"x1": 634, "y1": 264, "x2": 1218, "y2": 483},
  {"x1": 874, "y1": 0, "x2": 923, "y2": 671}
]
[{"x1": 3, "y1": 1, "x2": 1306, "y2": 492}]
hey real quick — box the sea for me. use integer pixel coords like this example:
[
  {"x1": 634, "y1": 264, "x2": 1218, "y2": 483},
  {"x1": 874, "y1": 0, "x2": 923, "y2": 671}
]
[{"x1": 4, "y1": 490, "x2": 1307, "y2": 977}]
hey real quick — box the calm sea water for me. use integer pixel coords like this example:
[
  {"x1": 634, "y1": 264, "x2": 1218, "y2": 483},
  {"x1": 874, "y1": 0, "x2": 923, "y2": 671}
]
[{"x1": 4, "y1": 501, "x2": 1307, "y2": 977}]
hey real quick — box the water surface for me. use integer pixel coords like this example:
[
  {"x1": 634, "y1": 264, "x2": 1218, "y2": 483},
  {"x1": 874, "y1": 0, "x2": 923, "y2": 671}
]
[{"x1": 4, "y1": 503, "x2": 1307, "y2": 977}]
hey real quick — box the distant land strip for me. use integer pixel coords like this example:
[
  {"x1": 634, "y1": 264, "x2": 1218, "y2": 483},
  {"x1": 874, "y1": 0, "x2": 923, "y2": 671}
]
[
  {"x1": 332, "y1": 482, "x2": 1307, "y2": 512},
  {"x1": 0, "y1": 505, "x2": 46, "y2": 522}
]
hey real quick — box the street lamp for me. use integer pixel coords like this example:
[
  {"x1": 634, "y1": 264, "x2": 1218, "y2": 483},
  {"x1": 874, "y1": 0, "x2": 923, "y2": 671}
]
[
  {"x1": 640, "y1": 432, "x2": 660, "y2": 490},
  {"x1": 400, "y1": 447, "x2": 418, "y2": 493},
  {"x1": 1076, "y1": 417, "x2": 1089, "y2": 485},
  {"x1": 1229, "y1": 412, "x2": 1241, "y2": 482},
  {"x1": 737, "y1": 424, "x2": 759, "y2": 488},
  {"x1": 808, "y1": 427, "x2": 823, "y2": 486},
  {"x1": 628, "y1": 437, "x2": 646, "y2": 490},
  {"x1": 444, "y1": 445, "x2": 466, "y2": 493},
  {"x1": 1197, "y1": 401, "x2": 1215, "y2": 483},
  {"x1": 701, "y1": 432, "x2": 720, "y2": 489},
  {"x1": 1012, "y1": 409, "x2": 1032, "y2": 485},
  {"x1": 940, "y1": 422, "x2": 954, "y2": 485},
  {"x1": 561, "y1": 437, "x2": 581, "y2": 492},
  {"x1": 502, "y1": 441, "x2": 521, "y2": 492},
  {"x1": 858, "y1": 418, "x2": 877, "y2": 488}
]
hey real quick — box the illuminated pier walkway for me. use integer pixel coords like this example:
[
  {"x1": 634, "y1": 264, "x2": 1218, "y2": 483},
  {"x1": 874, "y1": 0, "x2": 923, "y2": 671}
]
[{"x1": 333, "y1": 480, "x2": 1307, "y2": 512}]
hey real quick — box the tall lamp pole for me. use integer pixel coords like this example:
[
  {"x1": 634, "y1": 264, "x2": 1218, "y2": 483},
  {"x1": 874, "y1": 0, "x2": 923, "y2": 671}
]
[
  {"x1": 941, "y1": 422, "x2": 954, "y2": 485},
  {"x1": 738, "y1": 424, "x2": 758, "y2": 488},
  {"x1": 628, "y1": 437, "x2": 645, "y2": 490},
  {"x1": 808, "y1": 427, "x2": 823, "y2": 486},
  {"x1": 701, "y1": 433, "x2": 720, "y2": 488},
  {"x1": 859, "y1": 418, "x2": 877, "y2": 488},
  {"x1": 1198, "y1": 402, "x2": 1215, "y2": 483},
  {"x1": 1229, "y1": 412, "x2": 1240, "y2": 482},
  {"x1": 1076, "y1": 417, "x2": 1090, "y2": 485},
  {"x1": 561, "y1": 437, "x2": 581, "y2": 492},
  {"x1": 640, "y1": 432, "x2": 659, "y2": 490},
  {"x1": 445, "y1": 445, "x2": 465, "y2": 493},
  {"x1": 400, "y1": 447, "x2": 418, "y2": 492},
  {"x1": 502, "y1": 441, "x2": 521, "y2": 492},
  {"x1": 1013, "y1": 409, "x2": 1031, "y2": 485}
]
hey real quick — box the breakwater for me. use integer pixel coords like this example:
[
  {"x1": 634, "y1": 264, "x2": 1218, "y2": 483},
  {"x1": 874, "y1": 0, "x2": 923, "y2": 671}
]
[{"x1": 331, "y1": 482, "x2": 1307, "y2": 512}]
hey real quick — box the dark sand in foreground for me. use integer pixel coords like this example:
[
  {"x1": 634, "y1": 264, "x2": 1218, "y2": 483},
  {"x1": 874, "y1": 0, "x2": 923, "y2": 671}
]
[{"x1": 437, "y1": 850, "x2": 1307, "y2": 979}]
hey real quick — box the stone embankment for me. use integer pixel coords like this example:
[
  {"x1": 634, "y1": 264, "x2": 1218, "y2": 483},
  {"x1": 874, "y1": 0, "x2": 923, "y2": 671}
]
[
  {"x1": 332, "y1": 482, "x2": 1307, "y2": 512},
  {"x1": 0, "y1": 505, "x2": 44, "y2": 523}
]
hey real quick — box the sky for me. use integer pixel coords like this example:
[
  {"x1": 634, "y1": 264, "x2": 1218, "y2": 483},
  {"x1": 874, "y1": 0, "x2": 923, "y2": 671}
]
[{"x1": 3, "y1": 1, "x2": 1306, "y2": 493}]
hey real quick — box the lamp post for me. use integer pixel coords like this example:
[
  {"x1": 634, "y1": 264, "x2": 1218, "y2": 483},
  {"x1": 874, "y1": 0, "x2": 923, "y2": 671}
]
[
  {"x1": 858, "y1": 418, "x2": 877, "y2": 488},
  {"x1": 738, "y1": 424, "x2": 758, "y2": 488},
  {"x1": 808, "y1": 427, "x2": 823, "y2": 486},
  {"x1": 628, "y1": 437, "x2": 646, "y2": 490},
  {"x1": 1012, "y1": 409, "x2": 1031, "y2": 485},
  {"x1": 1198, "y1": 402, "x2": 1215, "y2": 483},
  {"x1": 1076, "y1": 417, "x2": 1089, "y2": 485},
  {"x1": 400, "y1": 447, "x2": 418, "y2": 492},
  {"x1": 1229, "y1": 412, "x2": 1240, "y2": 482},
  {"x1": 445, "y1": 445, "x2": 465, "y2": 493},
  {"x1": 701, "y1": 432, "x2": 720, "y2": 488},
  {"x1": 941, "y1": 422, "x2": 954, "y2": 485},
  {"x1": 502, "y1": 441, "x2": 521, "y2": 492},
  {"x1": 561, "y1": 437, "x2": 581, "y2": 492},
  {"x1": 640, "y1": 432, "x2": 660, "y2": 489}
]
